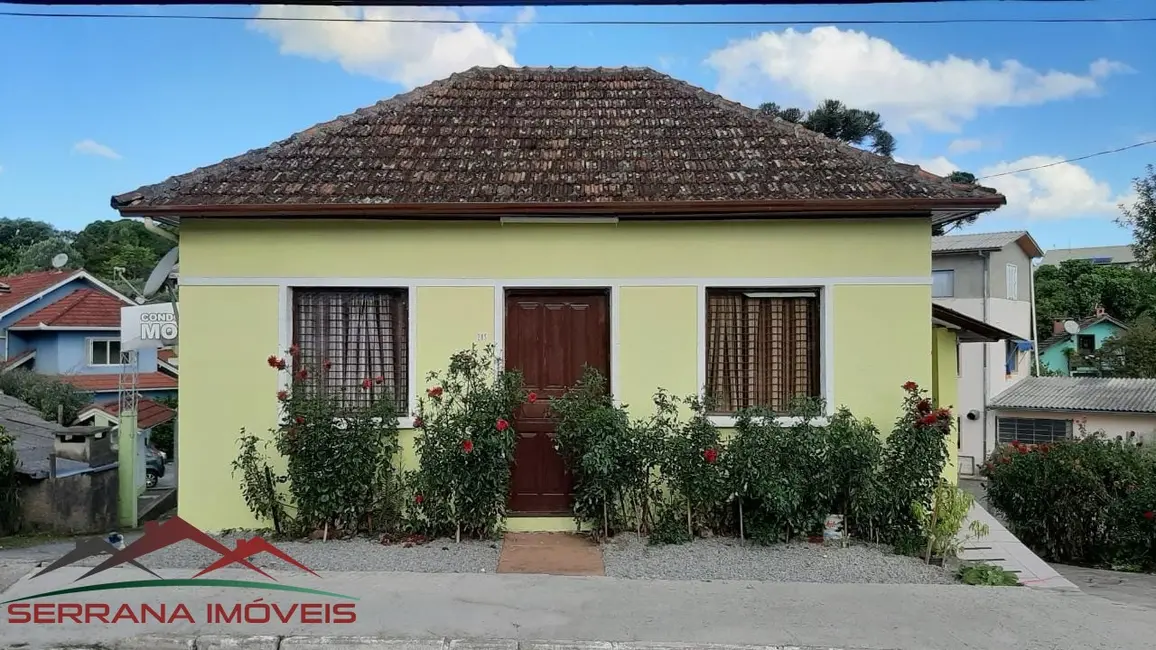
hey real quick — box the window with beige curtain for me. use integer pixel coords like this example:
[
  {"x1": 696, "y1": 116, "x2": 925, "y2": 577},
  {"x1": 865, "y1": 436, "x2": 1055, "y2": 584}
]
[
  {"x1": 705, "y1": 288, "x2": 821, "y2": 414},
  {"x1": 292, "y1": 288, "x2": 408, "y2": 412}
]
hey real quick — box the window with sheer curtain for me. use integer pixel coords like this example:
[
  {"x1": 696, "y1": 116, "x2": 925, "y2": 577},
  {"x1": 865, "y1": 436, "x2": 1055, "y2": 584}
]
[
  {"x1": 704, "y1": 288, "x2": 821, "y2": 414},
  {"x1": 292, "y1": 288, "x2": 408, "y2": 412}
]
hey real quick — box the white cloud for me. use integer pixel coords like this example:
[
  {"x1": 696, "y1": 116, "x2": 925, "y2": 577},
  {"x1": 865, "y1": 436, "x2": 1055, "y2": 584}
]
[
  {"x1": 72, "y1": 139, "x2": 122, "y2": 160},
  {"x1": 947, "y1": 138, "x2": 984, "y2": 155},
  {"x1": 249, "y1": 5, "x2": 534, "y2": 88},
  {"x1": 705, "y1": 26, "x2": 1128, "y2": 132}
]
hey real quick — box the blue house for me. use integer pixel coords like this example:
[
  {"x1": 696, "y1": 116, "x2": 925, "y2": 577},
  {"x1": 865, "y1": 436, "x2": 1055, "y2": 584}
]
[
  {"x1": 1039, "y1": 309, "x2": 1129, "y2": 377},
  {"x1": 0, "y1": 269, "x2": 178, "y2": 402}
]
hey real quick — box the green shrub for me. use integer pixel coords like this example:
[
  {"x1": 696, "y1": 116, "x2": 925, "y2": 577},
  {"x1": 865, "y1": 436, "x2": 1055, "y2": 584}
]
[
  {"x1": 0, "y1": 425, "x2": 22, "y2": 536},
  {"x1": 406, "y1": 344, "x2": 526, "y2": 541},
  {"x1": 550, "y1": 367, "x2": 661, "y2": 539},
  {"x1": 983, "y1": 435, "x2": 1156, "y2": 570},
  {"x1": 654, "y1": 392, "x2": 730, "y2": 538},
  {"x1": 957, "y1": 563, "x2": 1020, "y2": 586},
  {"x1": 0, "y1": 369, "x2": 92, "y2": 424}
]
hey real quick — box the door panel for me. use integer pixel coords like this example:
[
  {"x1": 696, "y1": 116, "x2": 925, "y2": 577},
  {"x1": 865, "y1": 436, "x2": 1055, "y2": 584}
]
[{"x1": 505, "y1": 291, "x2": 609, "y2": 514}]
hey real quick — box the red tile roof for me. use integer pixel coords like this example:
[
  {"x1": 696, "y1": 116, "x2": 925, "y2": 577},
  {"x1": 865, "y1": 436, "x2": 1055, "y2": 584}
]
[
  {"x1": 90, "y1": 398, "x2": 176, "y2": 429},
  {"x1": 157, "y1": 349, "x2": 176, "y2": 363},
  {"x1": 55, "y1": 372, "x2": 178, "y2": 392},
  {"x1": 0, "y1": 270, "x2": 78, "y2": 315},
  {"x1": 0, "y1": 350, "x2": 36, "y2": 371},
  {"x1": 11, "y1": 288, "x2": 126, "y2": 328}
]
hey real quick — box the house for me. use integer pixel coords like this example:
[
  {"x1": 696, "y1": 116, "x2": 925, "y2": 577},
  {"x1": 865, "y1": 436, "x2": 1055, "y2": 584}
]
[
  {"x1": 0, "y1": 269, "x2": 178, "y2": 401},
  {"x1": 1038, "y1": 308, "x2": 1129, "y2": 376},
  {"x1": 931, "y1": 231, "x2": 1042, "y2": 476},
  {"x1": 989, "y1": 377, "x2": 1156, "y2": 446},
  {"x1": 109, "y1": 66, "x2": 1007, "y2": 532},
  {"x1": 0, "y1": 392, "x2": 119, "y2": 533},
  {"x1": 1040, "y1": 244, "x2": 1141, "y2": 269}
]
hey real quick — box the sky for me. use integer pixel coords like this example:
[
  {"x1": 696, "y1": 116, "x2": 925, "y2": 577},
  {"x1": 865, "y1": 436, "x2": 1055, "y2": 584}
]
[{"x1": 0, "y1": 1, "x2": 1153, "y2": 252}]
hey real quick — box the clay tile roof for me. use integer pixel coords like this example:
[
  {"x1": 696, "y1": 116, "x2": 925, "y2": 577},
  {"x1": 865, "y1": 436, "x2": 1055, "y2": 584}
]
[
  {"x1": 91, "y1": 398, "x2": 176, "y2": 429},
  {"x1": 54, "y1": 372, "x2": 178, "y2": 393},
  {"x1": 11, "y1": 288, "x2": 126, "y2": 328},
  {"x1": 112, "y1": 66, "x2": 1004, "y2": 213},
  {"x1": 0, "y1": 270, "x2": 79, "y2": 315}
]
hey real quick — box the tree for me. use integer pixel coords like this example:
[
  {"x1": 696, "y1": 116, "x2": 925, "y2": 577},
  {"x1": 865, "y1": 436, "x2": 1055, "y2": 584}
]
[
  {"x1": 0, "y1": 218, "x2": 58, "y2": 274},
  {"x1": 1033, "y1": 259, "x2": 1156, "y2": 341},
  {"x1": 759, "y1": 99, "x2": 896, "y2": 157},
  {"x1": 1116, "y1": 164, "x2": 1155, "y2": 270},
  {"x1": 930, "y1": 172, "x2": 983, "y2": 235},
  {"x1": 13, "y1": 238, "x2": 84, "y2": 273},
  {"x1": 1094, "y1": 316, "x2": 1156, "y2": 378}
]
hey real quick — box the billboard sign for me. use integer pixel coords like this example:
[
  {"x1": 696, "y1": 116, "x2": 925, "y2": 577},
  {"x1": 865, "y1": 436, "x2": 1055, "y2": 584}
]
[{"x1": 121, "y1": 303, "x2": 178, "y2": 351}]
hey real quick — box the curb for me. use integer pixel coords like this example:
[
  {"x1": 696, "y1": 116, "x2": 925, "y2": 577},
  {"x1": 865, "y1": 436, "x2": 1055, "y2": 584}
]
[{"x1": 46, "y1": 636, "x2": 845, "y2": 650}]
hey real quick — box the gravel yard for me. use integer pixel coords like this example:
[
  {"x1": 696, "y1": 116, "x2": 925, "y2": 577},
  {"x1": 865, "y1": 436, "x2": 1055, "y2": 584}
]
[{"x1": 601, "y1": 535, "x2": 956, "y2": 584}]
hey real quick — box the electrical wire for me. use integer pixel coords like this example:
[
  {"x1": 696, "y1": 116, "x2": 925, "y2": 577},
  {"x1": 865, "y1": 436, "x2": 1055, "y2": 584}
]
[
  {"x1": 976, "y1": 139, "x2": 1156, "y2": 180},
  {"x1": 1, "y1": 10, "x2": 1155, "y2": 26}
]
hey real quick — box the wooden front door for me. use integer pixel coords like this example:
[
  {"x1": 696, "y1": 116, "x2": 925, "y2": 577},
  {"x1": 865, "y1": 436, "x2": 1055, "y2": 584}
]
[{"x1": 504, "y1": 290, "x2": 610, "y2": 514}]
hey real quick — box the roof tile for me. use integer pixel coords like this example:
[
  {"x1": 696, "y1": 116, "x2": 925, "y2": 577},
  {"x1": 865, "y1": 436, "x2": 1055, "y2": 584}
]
[
  {"x1": 114, "y1": 66, "x2": 1003, "y2": 210},
  {"x1": 12, "y1": 288, "x2": 126, "y2": 328},
  {"x1": 54, "y1": 372, "x2": 178, "y2": 392},
  {"x1": 91, "y1": 398, "x2": 176, "y2": 429},
  {"x1": 0, "y1": 270, "x2": 78, "y2": 315}
]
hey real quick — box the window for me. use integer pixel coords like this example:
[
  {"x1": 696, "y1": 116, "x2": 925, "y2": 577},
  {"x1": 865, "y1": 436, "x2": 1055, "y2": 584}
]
[
  {"x1": 931, "y1": 270, "x2": 954, "y2": 298},
  {"x1": 1005, "y1": 339, "x2": 1019, "y2": 373},
  {"x1": 292, "y1": 288, "x2": 409, "y2": 412},
  {"x1": 1077, "y1": 334, "x2": 1096, "y2": 356},
  {"x1": 704, "y1": 288, "x2": 821, "y2": 414},
  {"x1": 1006, "y1": 263, "x2": 1019, "y2": 300},
  {"x1": 997, "y1": 417, "x2": 1071, "y2": 445},
  {"x1": 89, "y1": 339, "x2": 122, "y2": 366}
]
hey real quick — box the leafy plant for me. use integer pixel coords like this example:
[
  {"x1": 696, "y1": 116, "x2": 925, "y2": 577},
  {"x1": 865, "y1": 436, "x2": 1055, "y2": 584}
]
[
  {"x1": 914, "y1": 480, "x2": 988, "y2": 561},
  {"x1": 0, "y1": 369, "x2": 92, "y2": 424},
  {"x1": 0, "y1": 426, "x2": 22, "y2": 536},
  {"x1": 231, "y1": 428, "x2": 287, "y2": 535},
  {"x1": 406, "y1": 344, "x2": 526, "y2": 541},
  {"x1": 550, "y1": 367, "x2": 661, "y2": 540},
  {"x1": 983, "y1": 434, "x2": 1156, "y2": 570},
  {"x1": 957, "y1": 563, "x2": 1020, "y2": 586},
  {"x1": 233, "y1": 347, "x2": 401, "y2": 538},
  {"x1": 655, "y1": 392, "x2": 730, "y2": 538}
]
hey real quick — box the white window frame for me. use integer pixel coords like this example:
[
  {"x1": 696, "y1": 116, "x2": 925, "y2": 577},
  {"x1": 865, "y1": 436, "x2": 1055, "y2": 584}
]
[
  {"x1": 1006, "y1": 263, "x2": 1019, "y2": 300},
  {"x1": 700, "y1": 286, "x2": 829, "y2": 428},
  {"x1": 932, "y1": 270, "x2": 955, "y2": 298},
  {"x1": 87, "y1": 338, "x2": 122, "y2": 366}
]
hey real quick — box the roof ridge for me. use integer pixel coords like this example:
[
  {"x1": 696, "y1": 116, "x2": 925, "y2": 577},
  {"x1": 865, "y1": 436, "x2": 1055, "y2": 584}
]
[{"x1": 933, "y1": 230, "x2": 1028, "y2": 238}]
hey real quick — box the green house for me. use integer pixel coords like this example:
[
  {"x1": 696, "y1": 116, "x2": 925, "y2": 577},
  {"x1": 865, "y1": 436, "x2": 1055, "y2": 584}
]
[{"x1": 1039, "y1": 310, "x2": 1128, "y2": 376}]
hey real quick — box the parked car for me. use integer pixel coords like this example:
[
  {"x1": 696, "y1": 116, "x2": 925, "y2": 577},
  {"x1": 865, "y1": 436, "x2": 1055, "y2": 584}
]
[{"x1": 145, "y1": 446, "x2": 165, "y2": 488}]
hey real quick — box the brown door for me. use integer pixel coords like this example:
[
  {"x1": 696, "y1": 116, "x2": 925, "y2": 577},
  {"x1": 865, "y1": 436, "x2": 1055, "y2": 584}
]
[{"x1": 504, "y1": 290, "x2": 610, "y2": 514}]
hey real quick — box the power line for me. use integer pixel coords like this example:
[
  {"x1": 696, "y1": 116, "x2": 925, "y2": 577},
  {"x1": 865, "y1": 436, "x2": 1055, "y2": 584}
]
[
  {"x1": 977, "y1": 139, "x2": 1156, "y2": 180},
  {"x1": 1, "y1": 10, "x2": 1154, "y2": 26}
]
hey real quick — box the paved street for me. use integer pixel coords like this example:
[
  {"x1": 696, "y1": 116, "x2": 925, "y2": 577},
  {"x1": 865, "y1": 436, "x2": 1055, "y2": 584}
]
[{"x1": 1, "y1": 566, "x2": 1153, "y2": 650}]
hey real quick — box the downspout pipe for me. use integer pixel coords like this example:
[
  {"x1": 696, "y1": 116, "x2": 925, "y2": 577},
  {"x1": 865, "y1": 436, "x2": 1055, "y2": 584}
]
[
  {"x1": 1030, "y1": 260, "x2": 1040, "y2": 375},
  {"x1": 981, "y1": 251, "x2": 990, "y2": 463},
  {"x1": 141, "y1": 217, "x2": 179, "y2": 244}
]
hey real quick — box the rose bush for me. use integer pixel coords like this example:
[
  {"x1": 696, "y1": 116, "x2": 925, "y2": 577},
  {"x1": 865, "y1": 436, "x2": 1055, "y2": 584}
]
[{"x1": 405, "y1": 344, "x2": 527, "y2": 540}]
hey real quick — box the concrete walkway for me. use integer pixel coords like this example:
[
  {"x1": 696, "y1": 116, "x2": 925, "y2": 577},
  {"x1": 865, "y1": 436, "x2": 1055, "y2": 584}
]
[
  {"x1": 2, "y1": 565, "x2": 1153, "y2": 650},
  {"x1": 957, "y1": 502, "x2": 1079, "y2": 590},
  {"x1": 1052, "y1": 563, "x2": 1156, "y2": 610}
]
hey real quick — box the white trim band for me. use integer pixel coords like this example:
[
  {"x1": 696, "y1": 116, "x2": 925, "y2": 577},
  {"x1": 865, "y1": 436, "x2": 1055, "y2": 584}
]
[{"x1": 183, "y1": 275, "x2": 932, "y2": 288}]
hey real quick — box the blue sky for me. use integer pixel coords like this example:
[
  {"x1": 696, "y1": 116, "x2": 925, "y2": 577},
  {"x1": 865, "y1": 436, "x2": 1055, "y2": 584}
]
[{"x1": 0, "y1": 1, "x2": 1153, "y2": 251}]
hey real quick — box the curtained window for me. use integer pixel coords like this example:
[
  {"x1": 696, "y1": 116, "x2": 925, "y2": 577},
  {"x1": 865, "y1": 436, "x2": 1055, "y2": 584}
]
[
  {"x1": 292, "y1": 288, "x2": 408, "y2": 412},
  {"x1": 705, "y1": 288, "x2": 821, "y2": 414}
]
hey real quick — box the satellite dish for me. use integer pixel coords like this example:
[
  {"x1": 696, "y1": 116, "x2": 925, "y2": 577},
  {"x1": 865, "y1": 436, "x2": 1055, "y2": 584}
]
[
  {"x1": 1063, "y1": 320, "x2": 1080, "y2": 335},
  {"x1": 143, "y1": 246, "x2": 179, "y2": 298},
  {"x1": 51, "y1": 253, "x2": 69, "y2": 269}
]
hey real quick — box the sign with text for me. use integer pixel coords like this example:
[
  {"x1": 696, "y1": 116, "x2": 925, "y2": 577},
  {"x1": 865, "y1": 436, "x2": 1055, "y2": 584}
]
[{"x1": 120, "y1": 303, "x2": 178, "y2": 351}]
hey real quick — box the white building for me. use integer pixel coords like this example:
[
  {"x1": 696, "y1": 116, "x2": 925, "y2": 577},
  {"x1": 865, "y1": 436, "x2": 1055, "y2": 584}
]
[
  {"x1": 989, "y1": 377, "x2": 1156, "y2": 447},
  {"x1": 931, "y1": 231, "x2": 1043, "y2": 476}
]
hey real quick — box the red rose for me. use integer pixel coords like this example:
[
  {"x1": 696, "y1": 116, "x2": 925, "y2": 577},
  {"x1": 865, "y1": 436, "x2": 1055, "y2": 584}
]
[
  {"x1": 415, "y1": 494, "x2": 424, "y2": 505},
  {"x1": 527, "y1": 392, "x2": 538, "y2": 403},
  {"x1": 277, "y1": 390, "x2": 288, "y2": 401},
  {"x1": 920, "y1": 414, "x2": 938, "y2": 426},
  {"x1": 427, "y1": 386, "x2": 443, "y2": 398},
  {"x1": 496, "y1": 418, "x2": 509, "y2": 432},
  {"x1": 462, "y1": 439, "x2": 474, "y2": 453},
  {"x1": 1144, "y1": 511, "x2": 1155, "y2": 521},
  {"x1": 934, "y1": 408, "x2": 951, "y2": 419},
  {"x1": 902, "y1": 381, "x2": 918, "y2": 391},
  {"x1": 916, "y1": 399, "x2": 931, "y2": 413},
  {"x1": 267, "y1": 355, "x2": 279, "y2": 368},
  {"x1": 362, "y1": 378, "x2": 372, "y2": 390},
  {"x1": 1039, "y1": 444, "x2": 1051, "y2": 454},
  {"x1": 413, "y1": 416, "x2": 424, "y2": 428},
  {"x1": 295, "y1": 369, "x2": 308, "y2": 380},
  {"x1": 703, "y1": 447, "x2": 718, "y2": 464},
  {"x1": 295, "y1": 416, "x2": 305, "y2": 425},
  {"x1": 323, "y1": 359, "x2": 332, "y2": 370},
  {"x1": 289, "y1": 344, "x2": 300, "y2": 356},
  {"x1": 374, "y1": 376, "x2": 385, "y2": 385},
  {"x1": 1001, "y1": 457, "x2": 1011, "y2": 464}
]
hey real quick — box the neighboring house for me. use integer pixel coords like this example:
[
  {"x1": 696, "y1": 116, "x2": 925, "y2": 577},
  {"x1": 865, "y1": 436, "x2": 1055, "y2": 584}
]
[
  {"x1": 931, "y1": 231, "x2": 1043, "y2": 477},
  {"x1": 1038, "y1": 308, "x2": 1129, "y2": 376},
  {"x1": 1040, "y1": 245, "x2": 1141, "y2": 269},
  {"x1": 109, "y1": 66, "x2": 1007, "y2": 532},
  {"x1": 1, "y1": 392, "x2": 119, "y2": 533},
  {"x1": 75, "y1": 397, "x2": 177, "y2": 449},
  {"x1": 0, "y1": 269, "x2": 178, "y2": 401},
  {"x1": 989, "y1": 377, "x2": 1156, "y2": 446}
]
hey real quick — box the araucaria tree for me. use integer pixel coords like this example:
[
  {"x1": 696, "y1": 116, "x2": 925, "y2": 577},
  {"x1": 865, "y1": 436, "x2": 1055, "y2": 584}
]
[
  {"x1": 1117, "y1": 164, "x2": 1156, "y2": 270},
  {"x1": 759, "y1": 99, "x2": 896, "y2": 157}
]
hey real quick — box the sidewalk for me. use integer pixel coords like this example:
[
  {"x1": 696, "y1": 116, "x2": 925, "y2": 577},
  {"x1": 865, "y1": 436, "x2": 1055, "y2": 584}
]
[{"x1": 2, "y1": 566, "x2": 1154, "y2": 650}]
